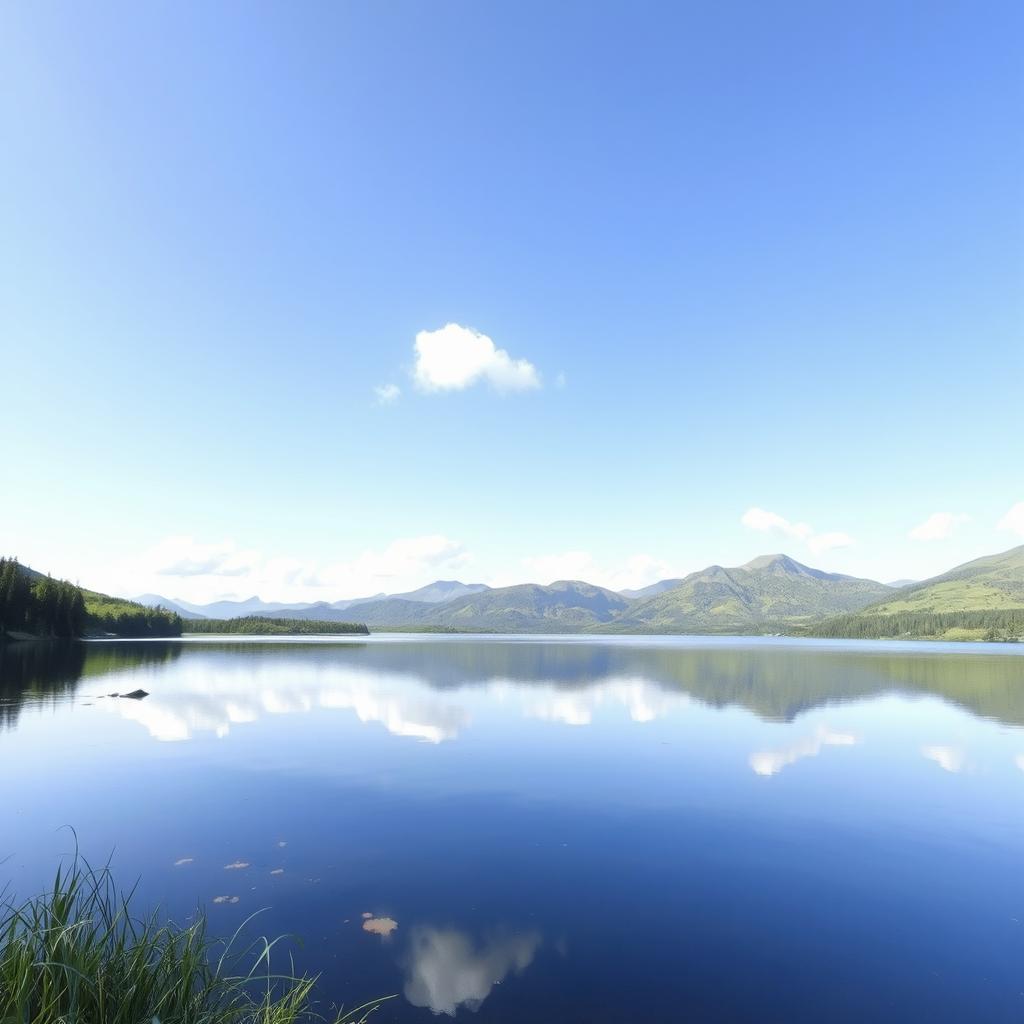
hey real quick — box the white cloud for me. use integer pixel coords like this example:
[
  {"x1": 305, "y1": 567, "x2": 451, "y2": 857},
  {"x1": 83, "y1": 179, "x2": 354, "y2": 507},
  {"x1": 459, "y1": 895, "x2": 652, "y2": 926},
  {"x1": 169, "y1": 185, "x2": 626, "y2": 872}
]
[
  {"x1": 908, "y1": 512, "x2": 969, "y2": 542},
  {"x1": 374, "y1": 383, "x2": 400, "y2": 405},
  {"x1": 749, "y1": 724, "x2": 857, "y2": 777},
  {"x1": 413, "y1": 323, "x2": 540, "y2": 393},
  {"x1": 921, "y1": 745, "x2": 965, "y2": 773},
  {"x1": 997, "y1": 502, "x2": 1024, "y2": 537},
  {"x1": 404, "y1": 927, "x2": 542, "y2": 1016},
  {"x1": 741, "y1": 508, "x2": 812, "y2": 540},
  {"x1": 142, "y1": 536, "x2": 259, "y2": 578},
  {"x1": 129, "y1": 533, "x2": 469, "y2": 604},
  {"x1": 741, "y1": 507, "x2": 854, "y2": 558}
]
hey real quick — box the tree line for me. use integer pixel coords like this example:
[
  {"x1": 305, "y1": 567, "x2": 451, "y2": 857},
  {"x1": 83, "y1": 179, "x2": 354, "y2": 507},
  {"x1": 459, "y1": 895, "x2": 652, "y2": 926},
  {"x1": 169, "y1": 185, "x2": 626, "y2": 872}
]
[
  {"x1": 0, "y1": 557, "x2": 182, "y2": 639},
  {"x1": 0, "y1": 557, "x2": 86, "y2": 638},
  {"x1": 805, "y1": 608, "x2": 1024, "y2": 641},
  {"x1": 184, "y1": 616, "x2": 369, "y2": 635}
]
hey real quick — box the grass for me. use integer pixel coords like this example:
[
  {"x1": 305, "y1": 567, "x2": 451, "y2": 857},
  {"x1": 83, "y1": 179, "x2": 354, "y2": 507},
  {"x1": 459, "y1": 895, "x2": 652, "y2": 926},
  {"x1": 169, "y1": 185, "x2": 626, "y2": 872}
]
[{"x1": 0, "y1": 855, "x2": 389, "y2": 1024}]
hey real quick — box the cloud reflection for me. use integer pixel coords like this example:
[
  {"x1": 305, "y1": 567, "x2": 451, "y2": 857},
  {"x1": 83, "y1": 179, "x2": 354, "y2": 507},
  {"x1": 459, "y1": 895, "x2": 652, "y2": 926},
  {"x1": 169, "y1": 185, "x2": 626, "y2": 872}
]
[
  {"x1": 921, "y1": 745, "x2": 965, "y2": 773},
  {"x1": 97, "y1": 664, "x2": 468, "y2": 744},
  {"x1": 749, "y1": 725, "x2": 857, "y2": 776},
  {"x1": 403, "y1": 926, "x2": 542, "y2": 1016},
  {"x1": 514, "y1": 676, "x2": 688, "y2": 726}
]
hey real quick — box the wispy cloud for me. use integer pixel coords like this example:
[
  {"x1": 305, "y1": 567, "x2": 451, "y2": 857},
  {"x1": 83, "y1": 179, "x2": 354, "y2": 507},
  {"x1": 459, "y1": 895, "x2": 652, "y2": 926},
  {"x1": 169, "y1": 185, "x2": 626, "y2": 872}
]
[
  {"x1": 413, "y1": 323, "x2": 540, "y2": 393},
  {"x1": 908, "y1": 512, "x2": 969, "y2": 542},
  {"x1": 741, "y1": 507, "x2": 853, "y2": 555},
  {"x1": 143, "y1": 536, "x2": 259, "y2": 578},
  {"x1": 133, "y1": 533, "x2": 469, "y2": 604},
  {"x1": 997, "y1": 501, "x2": 1024, "y2": 537},
  {"x1": 374, "y1": 383, "x2": 401, "y2": 405}
]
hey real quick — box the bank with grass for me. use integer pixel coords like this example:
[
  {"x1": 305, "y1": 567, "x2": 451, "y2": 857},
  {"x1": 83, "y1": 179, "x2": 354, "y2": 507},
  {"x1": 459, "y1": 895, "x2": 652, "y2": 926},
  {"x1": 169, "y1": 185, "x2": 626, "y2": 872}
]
[{"x1": 0, "y1": 858, "x2": 387, "y2": 1023}]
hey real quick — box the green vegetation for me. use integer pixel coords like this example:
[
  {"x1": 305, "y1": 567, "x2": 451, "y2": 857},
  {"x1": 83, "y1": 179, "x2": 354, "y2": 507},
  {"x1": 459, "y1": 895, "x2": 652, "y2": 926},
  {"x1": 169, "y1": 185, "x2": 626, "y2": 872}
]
[
  {"x1": 806, "y1": 546, "x2": 1024, "y2": 640},
  {"x1": 0, "y1": 557, "x2": 182, "y2": 639},
  {"x1": 84, "y1": 591, "x2": 184, "y2": 638},
  {"x1": 595, "y1": 554, "x2": 891, "y2": 633},
  {"x1": 806, "y1": 608, "x2": 1024, "y2": 641},
  {"x1": 0, "y1": 857, "x2": 386, "y2": 1024},
  {"x1": 806, "y1": 606, "x2": 1024, "y2": 638},
  {"x1": 185, "y1": 617, "x2": 369, "y2": 635},
  {"x1": 853, "y1": 545, "x2": 1024, "y2": 615},
  {"x1": 348, "y1": 581, "x2": 630, "y2": 632},
  {"x1": 5, "y1": 545, "x2": 1024, "y2": 641},
  {"x1": 0, "y1": 557, "x2": 85, "y2": 639}
]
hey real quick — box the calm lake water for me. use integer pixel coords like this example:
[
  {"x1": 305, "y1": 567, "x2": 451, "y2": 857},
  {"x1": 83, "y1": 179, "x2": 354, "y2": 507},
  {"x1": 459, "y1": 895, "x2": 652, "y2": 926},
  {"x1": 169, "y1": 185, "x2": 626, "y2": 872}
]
[{"x1": 3, "y1": 635, "x2": 1024, "y2": 1021}]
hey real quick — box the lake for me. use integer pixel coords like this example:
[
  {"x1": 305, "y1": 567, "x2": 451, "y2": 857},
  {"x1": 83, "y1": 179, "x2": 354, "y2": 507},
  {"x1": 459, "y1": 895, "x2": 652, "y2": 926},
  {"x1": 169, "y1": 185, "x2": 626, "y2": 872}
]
[{"x1": 3, "y1": 634, "x2": 1024, "y2": 1021}]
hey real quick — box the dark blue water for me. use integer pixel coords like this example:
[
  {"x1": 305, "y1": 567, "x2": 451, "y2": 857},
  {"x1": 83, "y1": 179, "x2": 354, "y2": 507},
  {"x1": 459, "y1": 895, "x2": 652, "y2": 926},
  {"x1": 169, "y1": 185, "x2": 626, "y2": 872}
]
[{"x1": 3, "y1": 635, "x2": 1024, "y2": 1021}]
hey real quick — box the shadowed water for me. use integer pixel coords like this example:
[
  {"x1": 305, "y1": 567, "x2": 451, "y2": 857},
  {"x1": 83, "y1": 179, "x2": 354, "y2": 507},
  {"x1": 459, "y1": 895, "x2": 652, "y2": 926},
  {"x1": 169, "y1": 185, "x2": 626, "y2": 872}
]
[{"x1": 2, "y1": 635, "x2": 1024, "y2": 1022}]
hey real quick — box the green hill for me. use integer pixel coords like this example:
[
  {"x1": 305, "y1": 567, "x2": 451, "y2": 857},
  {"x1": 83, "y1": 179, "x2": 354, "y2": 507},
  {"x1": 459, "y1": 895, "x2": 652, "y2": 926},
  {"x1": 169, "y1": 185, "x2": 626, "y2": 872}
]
[
  {"x1": 596, "y1": 554, "x2": 890, "y2": 633},
  {"x1": 809, "y1": 545, "x2": 1024, "y2": 640},
  {"x1": 323, "y1": 580, "x2": 630, "y2": 632},
  {"x1": 0, "y1": 557, "x2": 183, "y2": 639}
]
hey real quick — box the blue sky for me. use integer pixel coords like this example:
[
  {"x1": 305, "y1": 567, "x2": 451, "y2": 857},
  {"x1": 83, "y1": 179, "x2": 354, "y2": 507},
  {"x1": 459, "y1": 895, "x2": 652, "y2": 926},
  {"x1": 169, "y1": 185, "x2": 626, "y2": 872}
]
[{"x1": 2, "y1": 1, "x2": 1022, "y2": 602}]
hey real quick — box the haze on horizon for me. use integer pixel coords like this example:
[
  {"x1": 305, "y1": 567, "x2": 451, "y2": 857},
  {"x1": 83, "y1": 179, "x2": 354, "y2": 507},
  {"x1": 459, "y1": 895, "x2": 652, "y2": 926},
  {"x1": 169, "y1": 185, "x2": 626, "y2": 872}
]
[{"x1": 1, "y1": 2, "x2": 1021, "y2": 604}]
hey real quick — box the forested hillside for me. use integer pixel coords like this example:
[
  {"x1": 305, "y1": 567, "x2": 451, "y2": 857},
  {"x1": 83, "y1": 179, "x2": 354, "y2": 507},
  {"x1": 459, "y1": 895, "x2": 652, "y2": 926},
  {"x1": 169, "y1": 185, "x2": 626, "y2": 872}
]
[
  {"x1": 807, "y1": 546, "x2": 1024, "y2": 640},
  {"x1": 598, "y1": 554, "x2": 890, "y2": 632},
  {"x1": 0, "y1": 557, "x2": 182, "y2": 639},
  {"x1": 184, "y1": 616, "x2": 368, "y2": 635}
]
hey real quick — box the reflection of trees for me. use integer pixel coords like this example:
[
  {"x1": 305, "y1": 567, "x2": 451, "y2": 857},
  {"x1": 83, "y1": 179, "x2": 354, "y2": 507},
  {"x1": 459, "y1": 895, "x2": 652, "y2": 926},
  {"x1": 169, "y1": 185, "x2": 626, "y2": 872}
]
[
  {"x1": 246, "y1": 640, "x2": 1024, "y2": 728},
  {"x1": 0, "y1": 641, "x2": 182, "y2": 731},
  {"x1": 4, "y1": 637, "x2": 1022, "y2": 736}
]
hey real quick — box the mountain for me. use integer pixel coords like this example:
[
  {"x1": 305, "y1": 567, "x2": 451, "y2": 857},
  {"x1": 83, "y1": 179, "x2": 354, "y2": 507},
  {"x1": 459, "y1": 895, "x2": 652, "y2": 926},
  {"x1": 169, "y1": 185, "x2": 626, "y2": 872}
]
[
  {"x1": 885, "y1": 579, "x2": 918, "y2": 588},
  {"x1": 388, "y1": 580, "x2": 490, "y2": 604},
  {"x1": 863, "y1": 546, "x2": 1024, "y2": 614},
  {"x1": 134, "y1": 594, "x2": 207, "y2": 620},
  {"x1": 251, "y1": 601, "x2": 374, "y2": 623},
  {"x1": 329, "y1": 580, "x2": 488, "y2": 610},
  {"x1": 156, "y1": 581, "x2": 492, "y2": 619},
  {"x1": 321, "y1": 580, "x2": 630, "y2": 631},
  {"x1": 329, "y1": 593, "x2": 386, "y2": 611},
  {"x1": 809, "y1": 545, "x2": 1024, "y2": 640},
  {"x1": 619, "y1": 579, "x2": 683, "y2": 600},
  {"x1": 598, "y1": 554, "x2": 890, "y2": 633},
  {"x1": 173, "y1": 596, "x2": 315, "y2": 619}
]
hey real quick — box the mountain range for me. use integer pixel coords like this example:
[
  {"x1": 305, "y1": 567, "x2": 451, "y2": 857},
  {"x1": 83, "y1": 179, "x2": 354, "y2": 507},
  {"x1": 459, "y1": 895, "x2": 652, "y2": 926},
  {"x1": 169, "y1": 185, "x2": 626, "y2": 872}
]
[
  {"x1": 136, "y1": 580, "x2": 489, "y2": 621},
  {"x1": 594, "y1": 554, "x2": 892, "y2": 633},
  {"x1": 135, "y1": 545, "x2": 1024, "y2": 638}
]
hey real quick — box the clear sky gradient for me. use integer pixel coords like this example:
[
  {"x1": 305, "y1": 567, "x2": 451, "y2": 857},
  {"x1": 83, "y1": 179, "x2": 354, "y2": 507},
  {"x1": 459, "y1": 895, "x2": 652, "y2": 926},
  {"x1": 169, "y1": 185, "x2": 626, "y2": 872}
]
[{"x1": 2, "y1": 1, "x2": 1022, "y2": 602}]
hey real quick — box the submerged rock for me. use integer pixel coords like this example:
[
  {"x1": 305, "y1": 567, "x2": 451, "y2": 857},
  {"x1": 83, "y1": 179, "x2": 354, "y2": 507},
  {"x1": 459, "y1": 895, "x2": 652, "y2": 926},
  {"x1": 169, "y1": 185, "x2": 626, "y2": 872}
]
[{"x1": 362, "y1": 916, "x2": 399, "y2": 937}]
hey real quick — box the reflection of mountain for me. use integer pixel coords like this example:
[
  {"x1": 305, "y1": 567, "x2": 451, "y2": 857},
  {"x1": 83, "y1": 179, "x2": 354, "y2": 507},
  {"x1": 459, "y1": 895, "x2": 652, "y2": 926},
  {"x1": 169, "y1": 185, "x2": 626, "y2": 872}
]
[
  {"x1": 0, "y1": 641, "x2": 180, "y2": 731},
  {"x1": 213, "y1": 640, "x2": 1024, "y2": 729},
  {"x1": 403, "y1": 926, "x2": 542, "y2": 1016},
  {"x1": 6, "y1": 638, "x2": 1024, "y2": 739}
]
